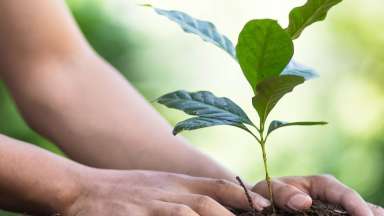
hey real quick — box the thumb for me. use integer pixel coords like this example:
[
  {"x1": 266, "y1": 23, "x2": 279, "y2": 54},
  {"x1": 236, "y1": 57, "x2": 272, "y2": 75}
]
[{"x1": 253, "y1": 179, "x2": 312, "y2": 211}]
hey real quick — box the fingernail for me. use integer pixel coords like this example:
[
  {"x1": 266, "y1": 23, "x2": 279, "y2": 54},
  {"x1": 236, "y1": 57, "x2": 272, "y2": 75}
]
[
  {"x1": 287, "y1": 194, "x2": 312, "y2": 211},
  {"x1": 258, "y1": 197, "x2": 271, "y2": 208},
  {"x1": 261, "y1": 198, "x2": 271, "y2": 207}
]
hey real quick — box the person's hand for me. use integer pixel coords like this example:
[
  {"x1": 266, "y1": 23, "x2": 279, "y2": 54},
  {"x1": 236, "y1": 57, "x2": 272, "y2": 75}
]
[
  {"x1": 253, "y1": 175, "x2": 384, "y2": 216},
  {"x1": 64, "y1": 169, "x2": 270, "y2": 216}
]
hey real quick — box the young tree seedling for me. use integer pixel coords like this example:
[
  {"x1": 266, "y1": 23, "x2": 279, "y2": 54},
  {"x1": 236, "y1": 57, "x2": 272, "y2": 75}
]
[{"x1": 146, "y1": 0, "x2": 342, "y2": 211}]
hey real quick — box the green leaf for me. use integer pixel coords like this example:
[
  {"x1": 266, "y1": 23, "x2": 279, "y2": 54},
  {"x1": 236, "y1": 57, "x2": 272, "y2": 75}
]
[
  {"x1": 236, "y1": 19, "x2": 294, "y2": 90},
  {"x1": 147, "y1": 6, "x2": 315, "y2": 82},
  {"x1": 252, "y1": 75, "x2": 305, "y2": 125},
  {"x1": 286, "y1": 0, "x2": 343, "y2": 39},
  {"x1": 282, "y1": 60, "x2": 318, "y2": 80},
  {"x1": 157, "y1": 90, "x2": 254, "y2": 134},
  {"x1": 149, "y1": 6, "x2": 236, "y2": 58},
  {"x1": 173, "y1": 117, "x2": 248, "y2": 135},
  {"x1": 267, "y1": 120, "x2": 328, "y2": 135}
]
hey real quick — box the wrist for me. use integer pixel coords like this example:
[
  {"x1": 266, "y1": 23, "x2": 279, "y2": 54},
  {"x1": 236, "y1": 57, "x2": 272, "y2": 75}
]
[{"x1": 47, "y1": 163, "x2": 91, "y2": 215}]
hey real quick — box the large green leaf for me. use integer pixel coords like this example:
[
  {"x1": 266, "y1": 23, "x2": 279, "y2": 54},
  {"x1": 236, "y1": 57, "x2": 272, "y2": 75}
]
[
  {"x1": 157, "y1": 90, "x2": 254, "y2": 134},
  {"x1": 236, "y1": 19, "x2": 294, "y2": 90},
  {"x1": 286, "y1": 0, "x2": 343, "y2": 39},
  {"x1": 148, "y1": 6, "x2": 236, "y2": 58},
  {"x1": 267, "y1": 120, "x2": 328, "y2": 135},
  {"x1": 252, "y1": 75, "x2": 305, "y2": 125}
]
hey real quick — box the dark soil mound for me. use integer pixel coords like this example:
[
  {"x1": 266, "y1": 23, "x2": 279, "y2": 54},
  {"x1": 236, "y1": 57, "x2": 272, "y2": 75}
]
[{"x1": 230, "y1": 200, "x2": 349, "y2": 216}]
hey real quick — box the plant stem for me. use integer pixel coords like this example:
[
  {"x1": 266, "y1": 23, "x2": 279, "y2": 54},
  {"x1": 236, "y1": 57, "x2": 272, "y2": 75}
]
[
  {"x1": 261, "y1": 142, "x2": 274, "y2": 211},
  {"x1": 236, "y1": 176, "x2": 257, "y2": 216},
  {"x1": 259, "y1": 122, "x2": 275, "y2": 213},
  {"x1": 244, "y1": 127, "x2": 261, "y2": 143}
]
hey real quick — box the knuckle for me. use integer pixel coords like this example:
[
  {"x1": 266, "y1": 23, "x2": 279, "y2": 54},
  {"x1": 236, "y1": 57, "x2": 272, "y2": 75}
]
[
  {"x1": 257, "y1": 179, "x2": 268, "y2": 185},
  {"x1": 252, "y1": 181, "x2": 265, "y2": 190},
  {"x1": 340, "y1": 188, "x2": 359, "y2": 202},
  {"x1": 320, "y1": 174, "x2": 337, "y2": 180},
  {"x1": 256, "y1": 179, "x2": 271, "y2": 187},
  {"x1": 195, "y1": 195, "x2": 214, "y2": 210},
  {"x1": 171, "y1": 205, "x2": 194, "y2": 216},
  {"x1": 344, "y1": 188, "x2": 358, "y2": 197},
  {"x1": 278, "y1": 184, "x2": 291, "y2": 192},
  {"x1": 162, "y1": 172, "x2": 181, "y2": 180},
  {"x1": 214, "y1": 179, "x2": 231, "y2": 186},
  {"x1": 312, "y1": 174, "x2": 337, "y2": 183},
  {"x1": 210, "y1": 179, "x2": 233, "y2": 196},
  {"x1": 214, "y1": 179, "x2": 232, "y2": 190}
]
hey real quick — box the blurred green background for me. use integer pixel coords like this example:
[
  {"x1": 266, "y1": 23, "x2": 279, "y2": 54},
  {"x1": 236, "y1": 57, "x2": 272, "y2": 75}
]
[{"x1": 1, "y1": 0, "x2": 383, "y2": 214}]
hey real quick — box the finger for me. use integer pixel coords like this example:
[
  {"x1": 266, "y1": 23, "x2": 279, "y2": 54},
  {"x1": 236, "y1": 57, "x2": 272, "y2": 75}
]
[
  {"x1": 368, "y1": 203, "x2": 384, "y2": 216},
  {"x1": 310, "y1": 175, "x2": 373, "y2": 216},
  {"x1": 153, "y1": 201, "x2": 200, "y2": 216},
  {"x1": 190, "y1": 178, "x2": 270, "y2": 211},
  {"x1": 161, "y1": 194, "x2": 235, "y2": 216},
  {"x1": 253, "y1": 179, "x2": 312, "y2": 211}
]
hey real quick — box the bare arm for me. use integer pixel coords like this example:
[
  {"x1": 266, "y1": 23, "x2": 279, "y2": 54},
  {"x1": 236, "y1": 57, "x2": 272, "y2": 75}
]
[
  {"x1": 0, "y1": 0, "x2": 235, "y2": 180},
  {"x1": 0, "y1": 134, "x2": 83, "y2": 215},
  {"x1": 0, "y1": 135, "x2": 268, "y2": 215}
]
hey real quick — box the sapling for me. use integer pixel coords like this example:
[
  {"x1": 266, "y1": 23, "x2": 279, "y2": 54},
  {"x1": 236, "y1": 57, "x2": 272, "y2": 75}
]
[{"x1": 146, "y1": 0, "x2": 342, "y2": 213}]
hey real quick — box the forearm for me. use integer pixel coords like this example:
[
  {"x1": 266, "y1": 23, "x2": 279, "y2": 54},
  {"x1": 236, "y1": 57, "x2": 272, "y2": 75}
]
[
  {"x1": 0, "y1": 135, "x2": 83, "y2": 215},
  {"x1": 1, "y1": 53, "x2": 234, "y2": 181},
  {"x1": 0, "y1": 135, "x2": 266, "y2": 215},
  {"x1": 0, "y1": 0, "x2": 235, "y2": 182}
]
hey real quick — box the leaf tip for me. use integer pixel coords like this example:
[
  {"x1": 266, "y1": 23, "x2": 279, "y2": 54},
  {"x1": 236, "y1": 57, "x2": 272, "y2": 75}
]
[{"x1": 172, "y1": 128, "x2": 181, "y2": 135}]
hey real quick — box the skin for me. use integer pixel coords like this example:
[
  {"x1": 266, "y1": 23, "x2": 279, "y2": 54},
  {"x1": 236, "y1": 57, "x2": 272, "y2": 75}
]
[
  {"x1": 254, "y1": 176, "x2": 384, "y2": 216},
  {"x1": 0, "y1": 0, "x2": 382, "y2": 215}
]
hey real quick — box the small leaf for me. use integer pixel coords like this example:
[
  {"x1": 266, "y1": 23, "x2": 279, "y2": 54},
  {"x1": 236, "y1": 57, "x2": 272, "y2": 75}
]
[
  {"x1": 236, "y1": 19, "x2": 294, "y2": 90},
  {"x1": 149, "y1": 7, "x2": 236, "y2": 58},
  {"x1": 173, "y1": 117, "x2": 248, "y2": 135},
  {"x1": 286, "y1": 0, "x2": 343, "y2": 39},
  {"x1": 252, "y1": 75, "x2": 305, "y2": 125},
  {"x1": 267, "y1": 120, "x2": 328, "y2": 135},
  {"x1": 157, "y1": 90, "x2": 254, "y2": 134},
  {"x1": 282, "y1": 60, "x2": 318, "y2": 80}
]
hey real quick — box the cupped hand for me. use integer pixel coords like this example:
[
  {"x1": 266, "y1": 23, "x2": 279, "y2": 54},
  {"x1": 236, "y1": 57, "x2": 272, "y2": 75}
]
[
  {"x1": 253, "y1": 175, "x2": 384, "y2": 216},
  {"x1": 64, "y1": 169, "x2": 270, "y2": 216}
]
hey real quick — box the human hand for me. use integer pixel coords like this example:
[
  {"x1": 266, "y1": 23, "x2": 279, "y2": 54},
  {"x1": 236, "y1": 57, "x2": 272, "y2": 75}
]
[
  {"x1": 253, "y1": 175, "x2": 384, "y2": 216},
  {"x1": 63, "y1": 169, "x2": 270, "y2": 216}
]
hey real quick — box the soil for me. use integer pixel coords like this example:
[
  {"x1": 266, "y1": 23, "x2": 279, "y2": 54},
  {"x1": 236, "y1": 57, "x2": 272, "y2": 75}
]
[{"x1": 229, "y1": 200, "x2": 349, "y2": 216}]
